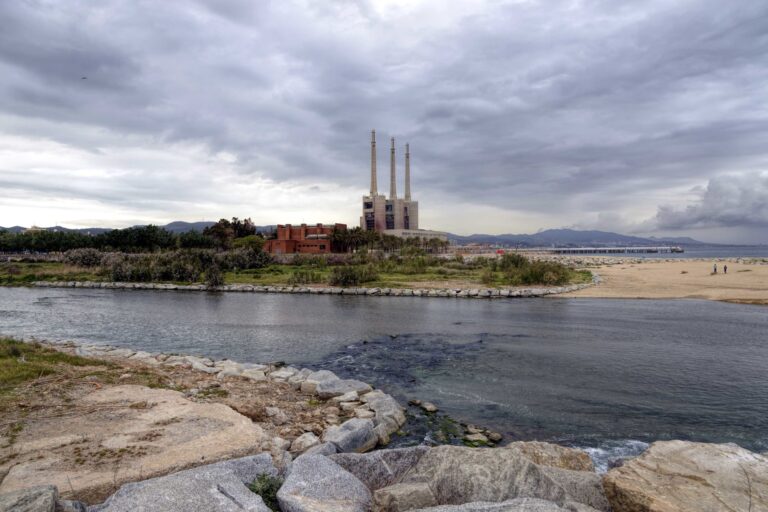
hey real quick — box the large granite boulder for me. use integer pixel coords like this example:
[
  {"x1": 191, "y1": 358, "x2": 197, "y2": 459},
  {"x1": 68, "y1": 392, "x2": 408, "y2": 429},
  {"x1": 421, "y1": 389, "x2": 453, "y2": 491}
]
[
  {"x1": 330, "y1": 446, "x2": 430, "y2": 491},
  {"x1": 0, "y1": 485, "x2": 57, "y2": 512},
  {"x1": 538, "y1": 468, "x2": 609, "y2": 512},
  {"x1": 362, "y1": 390, "x2": 407, "y2": 433},
  {"x1": 411, "y1": 499, "x2": 597, "y2": 511},
  {"x1": 89, "y1": 454, "x2": 275, "y2": 511},
  {"x1": 322, "y1": 418, "x2": 378, "y2": 453},
  {"x1": 506, "y1": 442, "x2": 595, "y2": 472},
  {"x1": 372, "y1": 446, "x2": 608, "y2": 512},
  {"x1": 0, "y1": 385, "x2": 265, "y2": 504},
  {"x1": 300, "y1": 370, "x2": 340, "y2": 394},
  {"x1": 277, "y1": 454, "x2": 371, "y2": 512},
  {"x1": 603, "y1": 440, "x2": 768, "y2": 512},
  {"x1": 316, "y1": 379, "x2": 373, "y2": 399}
]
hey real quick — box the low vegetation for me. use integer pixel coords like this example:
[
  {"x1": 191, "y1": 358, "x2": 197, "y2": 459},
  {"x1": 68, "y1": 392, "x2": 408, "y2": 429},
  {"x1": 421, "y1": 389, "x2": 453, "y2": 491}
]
[
  {"x1": 1, "y1": 219, "x2": 588, "y2": 288},
  {"x1": 0, "y1": 338, "x2": 112, "y2": 396},
  {"x1": 247, "y1": 473, "x2": 284, "y2": 511},
  {"x1": 2, "y1": 251, "x2": 589, "y2": 289}
]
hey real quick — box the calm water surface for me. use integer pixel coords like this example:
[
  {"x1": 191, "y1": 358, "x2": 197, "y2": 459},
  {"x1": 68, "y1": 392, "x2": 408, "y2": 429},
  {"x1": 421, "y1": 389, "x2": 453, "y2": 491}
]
[{"x1": 2, "y1": 287, "x2": 766, "y2": 467}]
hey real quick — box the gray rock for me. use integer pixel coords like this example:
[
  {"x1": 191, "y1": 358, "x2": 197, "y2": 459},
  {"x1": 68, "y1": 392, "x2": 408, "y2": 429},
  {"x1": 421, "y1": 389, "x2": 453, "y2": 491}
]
[
  {"x1": 277, "y1": 454, "x2": 371, "y2": 512},
  {"x1": 372, "y1": 445, "x2": 607, "y2": 511},
  {"x1": 303, "y1": 442, "x2": 338, "y2": 456},
  {"x1": 420, "y1": 402, "x2": 439, "y2": 413},
  {"x1": 411, "y1": 498, "x2": 596, "y2": 511},
  {"x1": 0, "y1": 485, "x2": 57, "y2": 512},
  {"x1": 269, "y1": 367, "x2": 298, "y2": 381},
  {"x1": 322, "y1": 418, "x2": 378, "y2": 453},
  {"x1": 242, "y1": 369, "x2": 267, "y2": 381},
  {"x1": 539, "y1": 468, "x2": 609, "y2": 512},
  {"x1": 89, "y1": 454, "x2": 276, "y2": 512},
  {"x1": 330, "y1": 446, "x2": 430, "y2": 491},
  {"x1": 58, "y1": 500, "x2": 88, "y2": 512},
  {"x1": 331, "y1": 391, "x2": 360, "y2": 403},
  {"x1": 300, "y1": 370, "x2": 339, "y2": 394},
  {"x1": 316, "y1": 379, "x2": 372, "y2": 399},
  {"x1": 362, "y1": 391, "x2": 406, "y2": 433},
  {"x1": 290, "y1": 432, "x2": 321, "y2": 453},
  {"x1": 287, "y1": 368, "x2": 313, "y2": 389},
  {"x1": 216, "y1": 368, "x2": 243, "y2": 379}
]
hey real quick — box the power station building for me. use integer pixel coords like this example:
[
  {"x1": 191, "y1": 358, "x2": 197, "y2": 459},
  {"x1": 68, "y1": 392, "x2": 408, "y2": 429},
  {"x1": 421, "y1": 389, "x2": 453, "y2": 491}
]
[{"x1": 361, "y1": 131, "x2": 447, "y2": 241}]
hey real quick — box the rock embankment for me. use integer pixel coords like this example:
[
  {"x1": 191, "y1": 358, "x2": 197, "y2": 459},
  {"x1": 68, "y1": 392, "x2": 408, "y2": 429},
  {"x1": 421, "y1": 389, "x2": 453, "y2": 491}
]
[
  {"x1": 3, "y1": 393, "x2": 767, "y2": 512},
  {"x1": 87, "y1": 439, "x2": 768, "y2": 512},
  {"x1": 0, "y1": 339, "x2": 407, "y2": 507},
  {"x1": 58, "y1": 340, "x2": 408, "y2": 455},
  {"x1": 32, "y1": 279, "x2": 598, "y2": 299}
]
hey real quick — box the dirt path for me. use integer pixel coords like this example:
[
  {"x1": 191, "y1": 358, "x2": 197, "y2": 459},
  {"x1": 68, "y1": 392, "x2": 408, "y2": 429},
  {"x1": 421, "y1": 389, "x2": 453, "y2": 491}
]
[{"x1": 563, "y1": 260, "x2": 768, "y2": 304}]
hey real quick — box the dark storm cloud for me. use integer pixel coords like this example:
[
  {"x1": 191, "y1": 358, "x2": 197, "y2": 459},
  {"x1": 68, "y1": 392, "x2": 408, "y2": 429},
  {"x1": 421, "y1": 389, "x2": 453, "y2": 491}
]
[
  {"x1": 1, "y1": 0, "x2": 768, "y2": 239},
  {"x1": 656, "y1": 173, "x2": 768, "y2": 229}
]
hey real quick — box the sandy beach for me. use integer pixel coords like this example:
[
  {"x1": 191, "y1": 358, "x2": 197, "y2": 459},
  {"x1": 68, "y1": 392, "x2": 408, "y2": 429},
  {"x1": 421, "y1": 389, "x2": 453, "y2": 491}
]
[{"x1": 564, "y1": 259, "x2": 768, "y2": 304}]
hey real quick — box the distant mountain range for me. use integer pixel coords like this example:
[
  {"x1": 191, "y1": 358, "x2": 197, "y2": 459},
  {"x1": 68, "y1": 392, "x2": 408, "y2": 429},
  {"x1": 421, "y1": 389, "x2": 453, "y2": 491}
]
[
  {"x1": 1, "y1": 224, "x2": 712, "y2": 247},
  {"x1": 445, "y1": 229, "x2": 710, "y2": 247}
]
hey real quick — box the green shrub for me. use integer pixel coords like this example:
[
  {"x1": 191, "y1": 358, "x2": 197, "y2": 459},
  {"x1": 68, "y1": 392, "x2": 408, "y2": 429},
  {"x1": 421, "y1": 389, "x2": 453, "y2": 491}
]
[
  {"x1": 287, "y1": 270, "x2": 323, "y2": 285},
  {"x1": 205, "y1": 265, "x2": 225, "y2": 287},
  {"x1": 480, "y1": 267, "x2": 496, "y2": 286},
  {"x1": 63, "y1": 248, "x2": 104, "y2": 268},
  {"x1": 328, "y1": 265, "x2": 378, "y2": 286},
  {"x1": 497, "y1": 253, "x2": 528, "y2": 271},
  {"x1": 247, "y1": 473, "x2": 283, "y2": 511},
  {"x1": 508, "y1": 261, "x2": 571, "y2": 286}
]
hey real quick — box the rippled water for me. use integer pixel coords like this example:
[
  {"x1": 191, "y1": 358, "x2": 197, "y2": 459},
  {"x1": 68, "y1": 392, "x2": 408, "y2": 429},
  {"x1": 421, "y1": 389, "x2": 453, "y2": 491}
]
[{"x1": 2, "y1": 287, "x2": 767, "y2": 462}]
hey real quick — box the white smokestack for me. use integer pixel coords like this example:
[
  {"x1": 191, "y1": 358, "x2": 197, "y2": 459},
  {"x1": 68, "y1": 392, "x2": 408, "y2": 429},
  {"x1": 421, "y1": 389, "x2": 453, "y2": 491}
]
[
  {"x1": 405, "y1": 142, "x2": 411, "y2": 201},
  {"x1": 390, "y1": 137, "x2": 397, "y2": 199},
  {"x1": 370, "y1": 130, "x2": 377, "y2": 195}
]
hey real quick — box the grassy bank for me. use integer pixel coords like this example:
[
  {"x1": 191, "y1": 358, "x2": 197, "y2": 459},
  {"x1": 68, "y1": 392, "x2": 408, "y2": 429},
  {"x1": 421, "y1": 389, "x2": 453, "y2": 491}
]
[
  {"x1": 2, "y1": 254, "x2": 591, "y2": 290},
  {"x1": 0, "y1": 261, "x2": 100, "y2": 286}
]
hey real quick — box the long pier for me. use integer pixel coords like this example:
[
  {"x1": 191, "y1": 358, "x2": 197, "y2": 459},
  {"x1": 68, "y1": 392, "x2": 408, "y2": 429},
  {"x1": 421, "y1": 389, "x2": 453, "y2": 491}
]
[{"x1": 546, "y1": 246, "x2": 683, "y2": 255}]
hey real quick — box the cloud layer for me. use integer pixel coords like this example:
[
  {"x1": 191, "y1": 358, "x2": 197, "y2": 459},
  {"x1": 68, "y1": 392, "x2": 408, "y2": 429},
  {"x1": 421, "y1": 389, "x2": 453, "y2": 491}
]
[{"x1": 1, "y1": 0, "x2": 768, "y2": 242}]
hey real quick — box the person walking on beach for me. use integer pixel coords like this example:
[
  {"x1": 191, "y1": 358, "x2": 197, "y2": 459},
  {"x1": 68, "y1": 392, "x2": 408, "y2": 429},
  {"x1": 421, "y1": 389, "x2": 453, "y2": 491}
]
[
  {"x1": 724, "y1": 264, "x2": 728, "y2": 274},
  {"x1": 713, "y1": 263, "x2": 717, "y2": 274}
]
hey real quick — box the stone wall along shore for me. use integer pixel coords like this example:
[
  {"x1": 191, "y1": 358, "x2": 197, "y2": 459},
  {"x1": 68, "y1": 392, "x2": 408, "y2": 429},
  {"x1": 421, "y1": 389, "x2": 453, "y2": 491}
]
[{"x1": 32, "y1": 277, "x2": 599, "y2": 299}]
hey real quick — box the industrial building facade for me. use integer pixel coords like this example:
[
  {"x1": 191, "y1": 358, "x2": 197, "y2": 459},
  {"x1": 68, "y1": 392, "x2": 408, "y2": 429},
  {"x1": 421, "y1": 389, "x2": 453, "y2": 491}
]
[
  {"x1": 361, "y1": 131, "x2": 419, "y2": 232},
  {"x1": 361, "y1": 130, "x2": 447, "y2": 242},
  {"x1": 264, "y1": 223, "x2": 346, "y2": 254}
]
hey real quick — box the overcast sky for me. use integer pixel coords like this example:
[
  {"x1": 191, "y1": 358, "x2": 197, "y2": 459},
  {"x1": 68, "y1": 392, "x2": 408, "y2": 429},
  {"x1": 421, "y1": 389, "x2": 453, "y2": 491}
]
[{"x1": 1, "y1": 0, "x2": 767, "y2": 243}]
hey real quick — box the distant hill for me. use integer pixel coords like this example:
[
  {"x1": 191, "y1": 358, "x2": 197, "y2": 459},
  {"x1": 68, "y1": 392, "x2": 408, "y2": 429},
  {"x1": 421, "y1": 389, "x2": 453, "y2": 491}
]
[
  {"x1": 161, "y1": 221, "x2": 216, "y2": 233},
  {"x1": 447, "y1": 229, "x2": 709, "y2": 247},
  {"x1": 1, "y1": 221, "x2": 276, "y2": 235},
  {"x1": 0, "y1": 225, "x2": 111, "y2": 235},
  {"x1": 647, "y1": 236, "x2": 707, "y2": 245}
]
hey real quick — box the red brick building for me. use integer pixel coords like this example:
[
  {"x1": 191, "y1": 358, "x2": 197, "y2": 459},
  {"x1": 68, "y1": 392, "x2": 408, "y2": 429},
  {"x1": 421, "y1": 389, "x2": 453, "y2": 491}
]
[{"x1": 264, "y1": 223, "x2": 346, "y2": 255}]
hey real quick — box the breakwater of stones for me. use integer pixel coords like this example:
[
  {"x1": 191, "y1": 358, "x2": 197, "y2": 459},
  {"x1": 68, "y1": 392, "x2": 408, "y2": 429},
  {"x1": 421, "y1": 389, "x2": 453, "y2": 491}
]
[{"x1": 32, "y1": 277, "x2": 599, "y2": 298}]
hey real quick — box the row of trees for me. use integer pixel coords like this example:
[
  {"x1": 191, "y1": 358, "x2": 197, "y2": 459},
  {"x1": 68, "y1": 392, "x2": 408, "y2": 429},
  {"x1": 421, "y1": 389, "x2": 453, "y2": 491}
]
[
  {"x1": 1, "y1": 219, "x2": 450, "y2": 257},
  {"x1": 330, "y1": 227, "x2": 449, "y2": 254},
  {"x1": 0, "y1": 218, "x2": 265, "y2": 253}
]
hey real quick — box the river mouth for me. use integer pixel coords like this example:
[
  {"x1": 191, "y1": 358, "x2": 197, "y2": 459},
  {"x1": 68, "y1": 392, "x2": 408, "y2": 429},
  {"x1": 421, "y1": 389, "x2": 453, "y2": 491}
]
[{"x1": 2, "y1": 287, "x2": 767, "y2": 468}]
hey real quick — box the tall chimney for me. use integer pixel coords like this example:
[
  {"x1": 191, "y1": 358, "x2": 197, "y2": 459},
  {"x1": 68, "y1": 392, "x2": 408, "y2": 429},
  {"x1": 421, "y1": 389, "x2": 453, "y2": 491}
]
[
  {"x1": 405, "y1": 142, "x2": 411, "y2": 201},
  {"x1": 370, "y1": 130, "x2": 377, "y2": 195},
  {"x1": 390, "y1": 137, "x2": 397, "y2": 199}
]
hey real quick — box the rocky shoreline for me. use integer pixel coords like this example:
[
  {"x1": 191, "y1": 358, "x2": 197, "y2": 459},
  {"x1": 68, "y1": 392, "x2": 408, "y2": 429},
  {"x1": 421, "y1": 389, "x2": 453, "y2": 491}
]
[
  {"x1": 3, "y1": 338, "x2": 767, "y2": 512},
  {"x1": 31, "y1": 277, "x2": 599, "y2": 299}
]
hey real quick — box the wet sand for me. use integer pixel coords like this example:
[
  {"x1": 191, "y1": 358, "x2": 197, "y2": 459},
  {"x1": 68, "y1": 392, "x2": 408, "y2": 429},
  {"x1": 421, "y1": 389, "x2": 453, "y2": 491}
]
[{"x1": 564, "y1": 260, "x2": 768, "y2": 304}]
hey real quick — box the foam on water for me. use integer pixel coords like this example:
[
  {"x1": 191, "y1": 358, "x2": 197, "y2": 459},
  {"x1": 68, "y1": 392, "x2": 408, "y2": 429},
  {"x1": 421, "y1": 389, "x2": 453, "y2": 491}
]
[{"x1": 579, "y1": 440, "x2": 650, "y2": 473}]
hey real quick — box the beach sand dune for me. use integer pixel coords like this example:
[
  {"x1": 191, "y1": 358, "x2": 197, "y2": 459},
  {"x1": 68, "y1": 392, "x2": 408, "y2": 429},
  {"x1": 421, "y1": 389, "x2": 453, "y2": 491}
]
[{"x1": 564, "y1": 260, "x2": 768, "y2": 305}]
